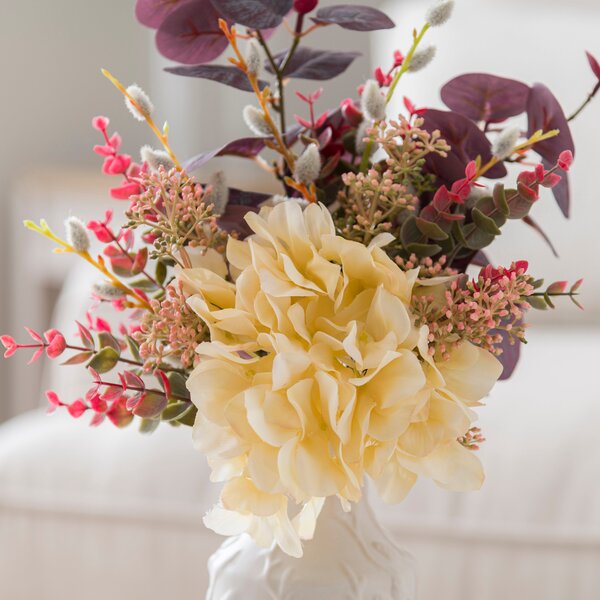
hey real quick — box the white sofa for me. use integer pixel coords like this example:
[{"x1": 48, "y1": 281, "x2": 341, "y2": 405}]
[{"x1": 1, "y1": 261, "x2": 600, "y2": 600}]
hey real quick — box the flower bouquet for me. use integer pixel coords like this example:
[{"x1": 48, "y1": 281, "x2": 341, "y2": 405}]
[{"x1": 3, "y1": 0, "x2": 599, "y2": 595}]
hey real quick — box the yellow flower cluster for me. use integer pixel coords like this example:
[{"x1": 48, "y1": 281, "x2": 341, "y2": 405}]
[{"x1": 180, "y1": 201, "x2": 502, "y2": 557}]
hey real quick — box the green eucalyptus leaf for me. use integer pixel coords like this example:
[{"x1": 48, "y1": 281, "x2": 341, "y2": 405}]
[
  {"x1": 528, "y1": 295, "x2": 549, "y2": 310},
  {"x1": 87, "y1": 347, "x2": 120, "y2": 374},
  {"x1": 505, "y1": 188, "x2": 534, "y2": 219},
  {"x1": 415, "y1": 218, "x2": 449, "y2": 241},
  {"x1": 125, "y1": 335, "x2": 142, "y2": 362},
  {"x1": 156, "y1": 260, "x2": 168, "y2": 286},
  {"x1": 400, "y1": 216, "x2": 425, "y2": 247},
  {"x1": 492, "y1": 184, "x2": 510, "y2": 217},
  {"x1": 167, "y1": 372, "x2": 190, "y2": 400},
  {"x1": 405, "y1": 242, "x2": 442, "y2": 257},
  {"x1": 139, "y1": 418, "x2": 160, "y2": 434},
  {"x1": 176, "y1": 405, "x2": 197, "y2": 427},
  {"x1": 461, "y1": 223, "x2": 495, "y2": 250},
  {"x1": 472, "y1": 208, "x2": 502, "y2": 235},
  {"x1": 98, "y1": 332, "x2": 121, "y2": 354},
  {"x1": 161, "y1": 401, "x2": 193, "y2": 422},
  {"x1": 130, "y1": 278, "x2": 159, "y2": 292}
]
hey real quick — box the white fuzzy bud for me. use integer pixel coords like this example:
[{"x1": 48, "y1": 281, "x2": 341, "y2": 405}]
[
  {"x1": 355, "y1": 120, "x2": 374, "y2": 155},
  {"x1": 93, "y1": 281, "x2": 126, "y2": 300},
  {"x1": 65, "y1": 217, "x2": 90, "y2": 253},
  {"x1": 140, "y1": 145, "x2": 175, "y2": 171},
  {"x1": 426, "y1": 0, "x2": 454, "y2": 26},
  {"x1": 408, "y1": 46, "x2": 437, "y2": 72},
  {"x1": 125, "y1": 84, "x2": 154, "y2": 121},
  {"x1": 294, "y1": 143, "x2": 322, "y2": 185},
  {"x1": 243, "y1": 105, "x2": 272, "y2": 137},
  {"x1": 207, "y1": 171, "x2": 230, "y2": 216},
  {"x1": 245, "y1": 39, "x2": 262, "y2": 76},
  {"x1": 361, "y1": 79, "x2": 386, "y2": 122},
  {"x1": 492, "y1": 127, "x2": 521, "y2": 160}
]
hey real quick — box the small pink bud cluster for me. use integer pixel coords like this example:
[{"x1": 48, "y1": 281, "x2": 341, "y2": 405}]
[
  {"x1": 458, "y1": 427, "x2": 485, "y2": 451},
  {"x1": 413, "y1": 261, "x2": 535, "y2": 360},
  {"x1": 92, "y1": 116, "x2": 145, "y2": 200},
  {"x1": 136, "y1": 282, "x2": 207, "y2": 371}
]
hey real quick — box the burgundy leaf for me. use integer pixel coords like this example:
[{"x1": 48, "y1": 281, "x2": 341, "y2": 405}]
[
  {"x1": 312, "y1": 5, "x2": 395, "y2": 31},
  {"x1": 217, "y1": 204, "x2": 258, "y2": 236},
  {"x1": 184, "y1": 137, "x2": 267, "y2": 172},
  {"x1": 156, "y1": 0, "x2": 230, "y2": 65},
  {"x1": 165, "y1": 64, "x2": 268, "y2": 92},
  {"x1": 496, "y1": 332, "x2": 522, "y2": 381},
  {"x1": 266, "y1": 47, "x2": 360, "y2": 80},
  {"x1": 526, "y1": 83, "x2": 575, "y2": 163},
  {"x1": 587, "y1": 50, "x2": 600, "y2": 81},
  {"x1": 471, "y1": 250, "x2": 490, "y2": 267},
  {"x1": 421, "y1": 109, "x2": 507, "y2": 184},
  {"x1": 210, "y1": 0, "x2": 292, "y2": 29},
  {"x1": 441, "y1": 73, "x2": 530, "y2": 122},
  {"x1": 228, "y1": 188, "x2": 271, "y2": 206},
  {"x1": 135, "y1": 0, "x2": 193, "y2": 28},
  {"x1": 526, "y1": 84, "x2": 575, "y2": 216},
  {"x1": 133, "y1": 392, "x2": 168, "y2": 419}
]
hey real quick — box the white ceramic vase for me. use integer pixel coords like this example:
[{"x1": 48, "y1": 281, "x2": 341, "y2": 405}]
[{"x1": 205, "y1": 493, "x2": 417, "y2": 600}]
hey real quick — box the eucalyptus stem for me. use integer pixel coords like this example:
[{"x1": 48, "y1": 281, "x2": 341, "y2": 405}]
[{"x1": 568, "y1": 81, "x2": 600, "y2": 122}]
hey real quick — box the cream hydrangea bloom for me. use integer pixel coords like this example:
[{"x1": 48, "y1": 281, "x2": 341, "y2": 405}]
[{"x1": 184, "y1": 200, "x2": 502, "y2": 557}]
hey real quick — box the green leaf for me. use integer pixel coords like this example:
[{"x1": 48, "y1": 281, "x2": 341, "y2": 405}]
[
  {"x1": 125, "y1": 335, "x2": 142, "y2": 363},
  {"x1": 176, "y1": 405, "x2": 197, "y2": 427},
  {"x1": 130, "y1": 278, "x2": 158, "y2": 292},
  {"x1": 139, "y1": 418, "x2": 160, "y2": 434},
  {"x1": 161, "y1": 401, "x2": 193, "y2": 422},
  {"x1": 87, "y1": 347, "x2": 120, "y2": 374},
  {"x1": 472, "y1": 208, "x2": 502, "y2": 235},
  {"x1": 167, "y1": 372, "x2": 190, "y2": 400},
  {"x1": 405, "y1": 242, "x2": 442, "y2": 257},
  {"x1": 98, "y1": 332, "x2": 121, "y2": 354},
  {"x1": 461, "y1": 223, "x2": 495, "y2": 250},
  {"x1": 156, "y1": 260, "x2": 168, "y2": 286},
  {"x1": 400, "y1": 216, "x2": 425, "y2": 247},
  {"x1": 528, "y1": 295, "x2": 549, "y2": 310},
  {"x1": 415, "y1": 218, "x2": 449, "y2": 241},
  {"x1": 133, "y1": 392, "x2": 168, "y2": 419},
  {"x1": 492, "y1": 184, "x2": 510, "y2": 217}
]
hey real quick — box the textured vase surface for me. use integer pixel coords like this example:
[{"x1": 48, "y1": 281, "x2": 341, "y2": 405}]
[{"x1": 205, "y1": 494, "x2": 416, "y2": 600}]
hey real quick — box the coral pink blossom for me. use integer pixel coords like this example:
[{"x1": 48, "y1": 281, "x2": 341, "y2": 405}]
[{"x1": 44, "y1": 329, "x2": 66, "y2": 359}]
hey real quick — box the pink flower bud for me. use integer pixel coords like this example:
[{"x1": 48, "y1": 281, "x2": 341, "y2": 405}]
[
  {"x1": 340, "y1": 98, "x2": 363, "y2": 126},
  {"x1": 294, "y1": 0, "x2": 318, "y2": 14},
  {"x1": 1, "y1": 335, "x2": 17, "y2": 358},
  {"x1": 586, "y1": 51, "x2": 600, "y2": 81},
  {"x1": 558, "y1": 150, "x2": 574, "y2": 171},
  {"x1": 44, "y1": 329, "x2": 67, "y2": 359},
  {"x1": 68, "y1": 400, "x2": 88, "y2": 419},
  {"x1": 92, "y1": 116, "x2": 109, "y2": 131}
]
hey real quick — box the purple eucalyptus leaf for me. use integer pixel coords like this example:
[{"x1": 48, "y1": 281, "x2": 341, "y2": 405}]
[
  {"x1": 210, "y1": 0, "x2": 292, "y2": 29},
  {"x1": 471, "y1": 250, "x2": 490, "y2": 267},
  {"x1": 185, "y1": 137, "x2": 267, "y2": 172},
  {"x1": 228, "y1": 188, "x2": 271, "y2": 206},
  {"x1": 135, "y1": 0, "x2": 194, "y2": 28},
  {"x1": 312, "y1": 5, "x2": 395, "y2": 31},
  {"x1": 164, "y1": 64, "x2": 268, "y2": 92},
  {"x1": 527, "y1": 84, "x2": 575, "y2": 216},
  {"x1": 421, "y1": 109, "x2": 507, "y2": 184},
  {"x1": 441, "y1": 73, "x2": 530, "y2": 122},
  {"x1": 526, "y1": 83, "x2": 575, "y2": 163},
  {"x1": 266, "y1": 47, "x2": 360, "y2": 80},
  {"x1": 496, "y1": 330, "x2": 522, "y2": 381},
  {"x1": 156, "y1": 1, "x2": 229, "y2": 65},
  {"x1": 218, "y1": 204, "x2": 258, "y2": 236}
]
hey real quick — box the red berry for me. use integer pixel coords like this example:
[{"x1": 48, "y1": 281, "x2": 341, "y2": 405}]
[{"x1": 294, "y1": 0, "x2": 318, "y2": 14}]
